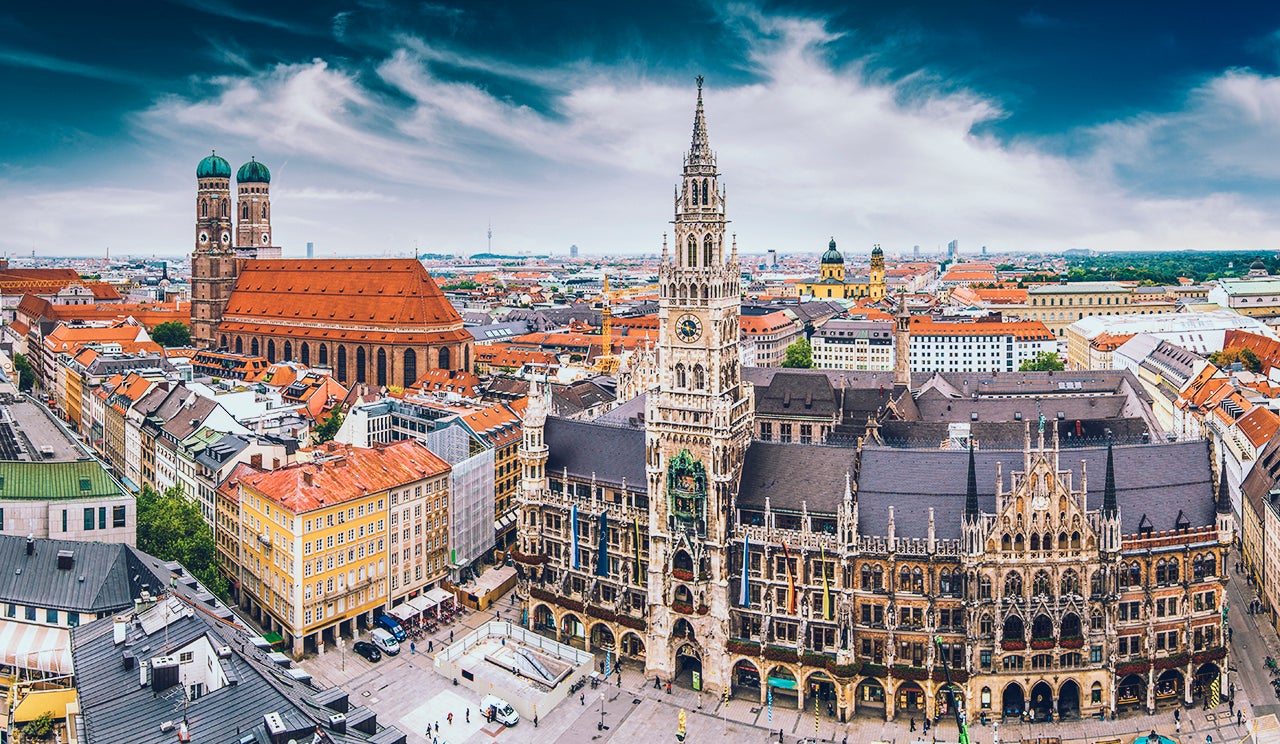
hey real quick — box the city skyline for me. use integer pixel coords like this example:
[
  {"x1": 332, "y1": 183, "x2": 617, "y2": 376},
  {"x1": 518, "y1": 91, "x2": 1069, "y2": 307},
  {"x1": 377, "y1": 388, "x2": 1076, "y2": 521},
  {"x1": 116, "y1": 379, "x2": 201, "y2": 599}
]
[{"x1": 4, "y1": 1, "x2": 1280, "y2": 257}]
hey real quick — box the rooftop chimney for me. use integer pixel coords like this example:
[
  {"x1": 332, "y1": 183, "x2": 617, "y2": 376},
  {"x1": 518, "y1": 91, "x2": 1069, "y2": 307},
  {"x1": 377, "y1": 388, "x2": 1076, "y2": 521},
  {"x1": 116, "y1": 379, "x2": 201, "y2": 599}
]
[
  {"x1": 57, "y1": 549, "x2": 74, "y2": 570},
  {"x1": 114, "y1": 617, "x2": 128, "y2": 645},
  {"x1": 25, "y1": 535, "x2": 34, "y2": 556}
]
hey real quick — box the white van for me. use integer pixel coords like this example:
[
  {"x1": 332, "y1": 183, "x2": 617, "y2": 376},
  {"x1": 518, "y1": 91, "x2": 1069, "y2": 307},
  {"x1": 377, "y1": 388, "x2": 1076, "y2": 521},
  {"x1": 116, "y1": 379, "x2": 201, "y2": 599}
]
[
  {"x1": 370, "y1": 627, "x2": 400, "y2": 655},
  {"x1": 481, "y1": 695, "x2": 519, "y2": 726}
]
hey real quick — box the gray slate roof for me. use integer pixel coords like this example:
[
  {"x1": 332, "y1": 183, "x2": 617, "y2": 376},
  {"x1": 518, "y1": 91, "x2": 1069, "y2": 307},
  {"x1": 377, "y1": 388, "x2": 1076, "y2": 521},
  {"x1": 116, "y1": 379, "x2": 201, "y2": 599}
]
[
  {"x1": 852, "y1": 440, "x2": 1214, "y2": 539},
  {"x1": 738, "y1": 441, "x2": 856, "y2": 514},
  {"x1": 545, "y1": 417, "x2": 646, "y2": 489},
  {"x1": 0, "y1": 534, "x2": 164, "y2": 613}
]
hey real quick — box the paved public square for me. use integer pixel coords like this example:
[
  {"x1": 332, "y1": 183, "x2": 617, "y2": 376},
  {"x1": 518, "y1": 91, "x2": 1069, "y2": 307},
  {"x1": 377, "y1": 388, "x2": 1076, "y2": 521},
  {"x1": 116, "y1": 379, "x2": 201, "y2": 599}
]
[{"x1": 297, "y1": 562, "x2": 1275, "y2": 744}]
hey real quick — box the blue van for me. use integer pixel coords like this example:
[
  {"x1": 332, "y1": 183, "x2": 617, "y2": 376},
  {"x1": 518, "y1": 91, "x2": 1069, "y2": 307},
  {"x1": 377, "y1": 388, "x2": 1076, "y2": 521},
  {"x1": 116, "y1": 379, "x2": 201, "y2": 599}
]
[{"x1": 376, "y1": 615, "x2": 406, "y2": 641}]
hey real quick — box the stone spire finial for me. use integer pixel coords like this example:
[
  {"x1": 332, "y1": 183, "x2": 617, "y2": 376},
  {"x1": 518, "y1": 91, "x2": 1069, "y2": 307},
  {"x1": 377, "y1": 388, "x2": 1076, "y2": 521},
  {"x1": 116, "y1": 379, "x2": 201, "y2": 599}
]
[
  {"x1": 688, "y1": 76, "x2": 712, "y2": 166},
  {"x1": 1217, "y1": 454, "x2": 1233, "y2": 515},
  {"x1": 1102, "y1": 441, "x2": 1118, "y2": 518},
  {"x1": 965, "y1": 439, "x2": 979, "y2": 521}
]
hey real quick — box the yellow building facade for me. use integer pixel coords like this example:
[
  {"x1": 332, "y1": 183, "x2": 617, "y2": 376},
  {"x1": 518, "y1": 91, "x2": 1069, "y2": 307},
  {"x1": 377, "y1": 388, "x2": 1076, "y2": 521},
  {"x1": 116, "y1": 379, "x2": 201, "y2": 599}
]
[{"x1": 797, "y1": 240, "x2": 887, "y2": 301}]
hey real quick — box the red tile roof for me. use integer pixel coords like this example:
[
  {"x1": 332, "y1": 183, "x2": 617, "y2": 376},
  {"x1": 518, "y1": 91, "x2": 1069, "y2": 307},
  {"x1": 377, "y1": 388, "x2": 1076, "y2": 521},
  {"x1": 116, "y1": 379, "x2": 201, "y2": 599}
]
[
  {"x1": 739, "y1": 311, "x2": 797, "y2": 335},
  {"x1": 241, "y1": 440, "x2": 449, "y2": 513},
  {"x1": 411, "y1": 369, "x2": 481, "y2": 397},
  {"x1": 222, "y1": 260, "x2": 465, "y2": 335},
  {"x1": 1239, "y1": 406, "x2": 1280, "y2": 448},
  {"x1": 910, "y1": 317, "x2": 1054, "y2": 341}
]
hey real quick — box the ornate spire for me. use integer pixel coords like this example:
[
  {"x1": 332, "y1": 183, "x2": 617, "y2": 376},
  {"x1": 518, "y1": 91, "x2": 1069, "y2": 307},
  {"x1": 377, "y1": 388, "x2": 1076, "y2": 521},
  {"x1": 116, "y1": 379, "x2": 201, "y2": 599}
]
[
  {"x1": 1102, "y1": 442, "x2": 1118, "y2": 518},
  {"x1": 1217, "y1": 455, "x2": 1233, "y2": 515},
  {"x1": 965, "y1": 440, "x2": 979, "y2": 521},
  {"x1": 687, "y1": 75, "x2": 713, "y2": 167}
]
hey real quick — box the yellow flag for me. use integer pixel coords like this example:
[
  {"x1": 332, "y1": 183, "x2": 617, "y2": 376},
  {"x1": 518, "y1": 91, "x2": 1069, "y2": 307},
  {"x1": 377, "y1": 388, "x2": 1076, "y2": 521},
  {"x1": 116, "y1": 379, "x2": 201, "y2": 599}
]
[{"x1": 821, "y1": 545, "x2": 831, "y2": 621}]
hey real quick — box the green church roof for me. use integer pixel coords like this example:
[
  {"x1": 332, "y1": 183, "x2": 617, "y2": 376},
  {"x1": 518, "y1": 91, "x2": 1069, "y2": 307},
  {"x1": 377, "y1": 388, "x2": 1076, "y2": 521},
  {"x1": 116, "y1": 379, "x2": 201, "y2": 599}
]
[
  {"x1": 0, "y1": 461, "x2": 123, "y2": 501},
  {"x1": 197, "y1": 151, "x2": 231, "y2": 179},
  {"x1": 821, "y1": 237, "x2": 844, "y2": 265},
  {"x1": 237, "y1": 157, "x2": 271, "y2": 184}
]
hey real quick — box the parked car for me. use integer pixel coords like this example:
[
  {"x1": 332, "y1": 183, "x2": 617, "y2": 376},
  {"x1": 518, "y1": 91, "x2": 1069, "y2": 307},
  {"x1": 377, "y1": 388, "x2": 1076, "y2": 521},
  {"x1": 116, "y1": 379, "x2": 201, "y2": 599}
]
[
  {"x1": 481, "y1": 695, "x2": 519, "y2": 726},
  {"x1": 376, "y1": 614, "x2": 407, "y2": 641},
  {"x1": 371, "y1": 627, "x2": 400, "y2": 655},
  {"x1": 352, "y1": 640, "x2": 381, "y2": 662}
]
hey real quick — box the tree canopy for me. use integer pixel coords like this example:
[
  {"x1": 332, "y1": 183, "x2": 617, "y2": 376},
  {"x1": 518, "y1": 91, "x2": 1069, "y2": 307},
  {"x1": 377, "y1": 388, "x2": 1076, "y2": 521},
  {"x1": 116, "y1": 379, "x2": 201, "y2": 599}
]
[
  {"x1": 1019, "y1": 351, "x2": 1065, "y2": 372},
  {"x1": 1208, "y1": 347, "x2": 1262, "y2": 373},
  {"x1": 150, "y1": 321, "x2": 191, "y2": 348},
  {"x1": 782, "y1": 337, "x2": 813, "y2": 369},
  {"x1": 313, "y1": 410, "x2": 344, "y2": 443},
  {"x1": 13, "y1": 353, "x2": 34, "y2": 391},
  {"x1": 136, "y1": 484, "x2": 228, "y2": 599}
]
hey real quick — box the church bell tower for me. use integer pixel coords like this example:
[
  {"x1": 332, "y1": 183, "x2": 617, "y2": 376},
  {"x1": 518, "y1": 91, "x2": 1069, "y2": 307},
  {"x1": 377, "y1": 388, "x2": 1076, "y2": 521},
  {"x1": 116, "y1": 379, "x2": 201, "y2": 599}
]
[
  {"x1": 644, "y1": 78, "x2": 754, "y2": 693},
  {"x1": 191, "y1": 151, "x2": 238, "y2": 350}
]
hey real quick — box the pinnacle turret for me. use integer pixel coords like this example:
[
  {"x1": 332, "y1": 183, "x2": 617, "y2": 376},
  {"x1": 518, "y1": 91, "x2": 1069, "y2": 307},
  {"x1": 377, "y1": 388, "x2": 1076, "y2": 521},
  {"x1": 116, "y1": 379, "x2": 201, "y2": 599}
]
[
  {"x1": 687, "y1": 75, "x2": 714, "y2": 169},
  {"x1": 1102, "y1": 442, "x2": 1118, "y2": 518},
  {"x1": 965, "y1": 440, "x2": 979, "y2": 521},
  {"x1": 1217, "y1": 455, "x2": 1233, "y2": 515}
]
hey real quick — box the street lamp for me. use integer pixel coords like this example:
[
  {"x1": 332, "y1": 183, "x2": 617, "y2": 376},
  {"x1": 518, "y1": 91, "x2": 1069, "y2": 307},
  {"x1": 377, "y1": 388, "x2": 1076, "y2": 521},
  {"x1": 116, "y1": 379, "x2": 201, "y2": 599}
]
[{"x1": 598, "y1": 690, "x2": 608, "y2": 731}]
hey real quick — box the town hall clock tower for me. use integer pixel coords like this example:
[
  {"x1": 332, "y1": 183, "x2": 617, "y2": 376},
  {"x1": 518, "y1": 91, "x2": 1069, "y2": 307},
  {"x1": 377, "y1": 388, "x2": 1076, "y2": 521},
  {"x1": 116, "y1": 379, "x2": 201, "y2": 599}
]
[{"x1": 644, "y1": 78, "x2": 754, "y2": 693}]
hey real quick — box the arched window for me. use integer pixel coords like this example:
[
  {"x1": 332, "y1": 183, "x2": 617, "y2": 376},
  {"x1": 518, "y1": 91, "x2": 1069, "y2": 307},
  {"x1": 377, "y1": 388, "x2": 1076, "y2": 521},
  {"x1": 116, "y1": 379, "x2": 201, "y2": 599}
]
[
  {"x1": 221, "y1": 199, "x2": 228, "y2": 217},
  {"x1": 220, "y1": 334, "x2": 228, "y2": 350},
  {"x1": 979, "y1": 576, "x2": 992, "y2": 600},
  {"x1": 283, "y1": 341, "x2": 292, "y2": 361},
  {"x1": 1125, "y1": 562, "x2": 1141, "y2": 587},
  {"x1": 336, "y1": 346, "x2": 347, "y2": 382},
  {"x1": 861, "y1": 564, "x2": 873, "y2": 590},
  {"x1": 912, "y1": 567, "x2": 924, "y2": 593},
  {"x1": 261, "y1": 204, "x2": 268, "y2": 220},
  {"x1": 1090, "y1": 571, "x2": 1104, "y2": 597},
  {"x1": 1014, "y1": 534, "x2": 1025, "y2": 552},
  {"x1": 301, "y1": 343, "x2": 310, "y2": 366},
  {"x1": 900, "y1": 566, "x2": 912, "y2": 592},
  {"x1": 1003, "y1": 615, "x2": 1024, "y2": 641},
  {"x1": 1061, "y1": 570, "x2": 1080, "y2": 596},
  {"x1": 200, "y1": 200, "x2": 208, "y2": 218},
  {"x1": 1030, "y1": 534, "x2": 1040, "y2": 552},
  {"x1": 356, "y1": 347, "x2": 367, "y2": 382},
  {"x1": 701, "y1": 178, "x2": 709, "y2": 205},
  {"x1": 319, "y1": 344, "x2": 328, "y2": 367},
  {"x1": 691, "y1": 180, "x2": 699, "y2": 205},
  {"x1": 250, "y1": 338, "x2": 259, "y2": 356},
  {"x1": 692, "y1": 365, "x2": 705, "y2": 390},
  {"x1": 1004, "y1": 572, "x2": 1023, "y2": 597},
  {"x1": 1032, "y1": 570, "x2": 1051, "y2": 596},
  {"x1": 940, "y1": 568, "x2": 953, "y2": 596},
  {"x1": 403, "y1": 349, "x2": 417, "y2": 387},
  {"x1": 438, "y1": 346, "x2": 451, "y2": 369},
  {"x1": 675, "y1": 363, "x2": 686, "y2": 388},
  {"x1": 376, "y1": 348, "x2": 387, "y2": 386},
  {"x1": 1155, "y1": 559, "x2": 1168, "y2": 585},
  {"x1": 242, "y1": 203, "x2": 249, "y2": 220},
  {"x1": 1203, "y1": 553, "x2": 1216, "y2": 578},
  {"x1": 703, "y1": 235, "x2": 714, "y2": 266},
  {"x1": 1001, "y1": 534, "x2": 1011, "y2": 551},
  {"x1": 235, "y1": 337, "x2": 243, "y2": 354},
  {"x1": 872, "y1": 564, "x2": 883, "y2": 590},
  {"x1": 687, "y1": 236, "x2": 697, "y2": 267},
  {"x1": 1071, "y1": 531, "x2": 1082, "y2": 549},
  {"x1": 266, "y1": 339, "x2": 276, "y2": 362}
]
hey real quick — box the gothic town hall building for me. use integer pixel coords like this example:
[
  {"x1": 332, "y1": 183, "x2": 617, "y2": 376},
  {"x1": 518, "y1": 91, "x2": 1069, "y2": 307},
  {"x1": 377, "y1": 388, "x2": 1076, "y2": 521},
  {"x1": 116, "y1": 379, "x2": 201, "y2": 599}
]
[
  {"x1": 514, "y1": 82, "x2": 1231, "y2": 724},
  {"x1": 190, "y1": 152, "x2": 472, "y2": 388}
]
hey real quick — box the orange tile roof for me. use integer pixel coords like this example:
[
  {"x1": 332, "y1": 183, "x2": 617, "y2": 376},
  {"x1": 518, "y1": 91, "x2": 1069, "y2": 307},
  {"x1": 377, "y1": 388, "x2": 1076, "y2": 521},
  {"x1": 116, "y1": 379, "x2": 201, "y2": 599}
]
[
  {"x1": 1238, "y1": 404, "x2": 1280, "y2": 448},
  {"x1": 1223, "y1": 330, "x2": 1280, "y2": 374},
  {"x1": 218, "y1": 320, "x2": 470, "y2": 346},
  {"x1": 1090, "y1": 332, "x2": 1136, "y2": 352},
  {"x1": 739, "y1": 311, "x2": 797, "y2": 335},
  {"x1": 613, "y1": 315, "x2": 659, "y2": 330},
  {"x1": 242, "y1": 440, "x2": 449, "y2": 513},
  {"x1": 16, "y1": 294, "x2": 187, "y2": 330},
  {"x1": 222, "y1": 259, "x2": 464, "y2": 334},
  {"x1": 9, "y1": 320, "x2": 29, "y2": 338},
  {"x1": 216, "y1": 462, "x2": 263, "y2": 506},
  {"x1": 910, "y1": 317, "x2": 1054, "y2": 341},
  {"x1": 461, "y1": 403, "x2": 523, "y2": 447},
  {"x1": 412, "y1": 369, "x2": 482, "y2": 397},
  {"x1": 474, "y1": 345, "x2": 558, "y2": 369},
  {"x1": 941, "y1": 270, "x2": 997, "y2": 282},
  {"x1": 44, "y1": 323, "x2": 157, "y2": 354}
]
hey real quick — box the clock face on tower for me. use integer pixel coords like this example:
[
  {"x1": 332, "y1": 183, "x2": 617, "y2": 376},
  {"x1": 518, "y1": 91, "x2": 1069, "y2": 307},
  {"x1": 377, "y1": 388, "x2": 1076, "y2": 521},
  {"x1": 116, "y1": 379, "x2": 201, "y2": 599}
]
[
  {"x1": 220, "y1": 231, "x2": 231, "y2": 245},
  {"x1": 198, "y1": 231, "x2": 209, "y2": 245},
  {"x1": 261, "y1": 232, "x2": 270, "y2": 245},
  {"x1": 676, "y1": 314, "x2": 702, "y2": 343}
]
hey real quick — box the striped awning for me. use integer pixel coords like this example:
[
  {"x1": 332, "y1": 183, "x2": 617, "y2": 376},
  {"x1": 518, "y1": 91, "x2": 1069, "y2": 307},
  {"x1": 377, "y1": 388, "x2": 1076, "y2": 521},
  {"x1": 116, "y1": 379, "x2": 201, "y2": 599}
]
[{"x1": 0, "y1": 619, "x2": 73, "y2": 675}]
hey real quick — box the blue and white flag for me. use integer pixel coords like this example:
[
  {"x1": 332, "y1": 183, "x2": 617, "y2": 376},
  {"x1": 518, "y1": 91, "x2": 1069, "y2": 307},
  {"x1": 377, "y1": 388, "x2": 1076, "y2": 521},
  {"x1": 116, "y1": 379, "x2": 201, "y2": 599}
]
[
  {"x1": 571, "y1": 504, "x2": 580, "y2": 570},
  {"x1": 739, "y1": 535, "x2": 750, "y2": 607}
]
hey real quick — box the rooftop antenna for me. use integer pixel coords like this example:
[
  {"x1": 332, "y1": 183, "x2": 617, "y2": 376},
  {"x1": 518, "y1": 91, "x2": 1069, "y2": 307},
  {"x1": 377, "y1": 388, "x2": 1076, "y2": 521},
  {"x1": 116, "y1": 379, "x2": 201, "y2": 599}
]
[{"x1": 487, "y1": 223, "x2": 493, "y2": 253}]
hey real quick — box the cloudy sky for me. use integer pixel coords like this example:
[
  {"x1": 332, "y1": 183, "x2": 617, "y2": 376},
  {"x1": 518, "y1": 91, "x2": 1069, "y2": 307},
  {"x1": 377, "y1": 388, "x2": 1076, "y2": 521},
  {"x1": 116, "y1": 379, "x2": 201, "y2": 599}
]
[{"x1": 4, "y1": 1, "x2": 1280, "y2": 258}]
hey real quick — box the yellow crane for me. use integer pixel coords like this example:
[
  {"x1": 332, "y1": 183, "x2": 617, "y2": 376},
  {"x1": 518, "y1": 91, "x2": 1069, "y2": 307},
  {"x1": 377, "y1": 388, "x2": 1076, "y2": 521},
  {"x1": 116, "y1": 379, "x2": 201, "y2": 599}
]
[{"x1": 593, "y1": 274, "x2": 620, "y2": 375}]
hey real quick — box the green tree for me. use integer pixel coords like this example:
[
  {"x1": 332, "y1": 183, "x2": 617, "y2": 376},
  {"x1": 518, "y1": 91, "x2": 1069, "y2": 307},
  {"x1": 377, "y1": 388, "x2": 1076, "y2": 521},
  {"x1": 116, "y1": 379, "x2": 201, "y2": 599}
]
[
  {"x1": 1240, "y1": 347, "x2": 1263, "y2": 373},
  {"x1": 313, "y1": 410, "x2": 344, "y2": 443},
  {"x1": 1019, "y1": 351, "x2": 1065, "y2": 372},
  {"x1": 12, "y1": 353, "x2": 35, "y2": 391},
  {"x1": 150, "y1": 321, "x2": 191, "y2": 348},
  {"x1": 22, "y1": 711, "x2": 54, "y2": 740},
  {"x1": 136, "y1": 484, "x2": 228, "y2": 599},
  {"x1": 782, "y1": 337, "x2": 813, "y2": 369}
]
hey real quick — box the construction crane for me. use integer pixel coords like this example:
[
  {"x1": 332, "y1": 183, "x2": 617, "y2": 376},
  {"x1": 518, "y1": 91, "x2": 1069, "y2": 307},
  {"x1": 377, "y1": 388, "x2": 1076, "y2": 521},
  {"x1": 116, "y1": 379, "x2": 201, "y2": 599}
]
[
  {"x1": 593, "y1": 274, "x2": 620, "y2": 375},
  {"x1": 935, "y1": 636, "x2": 971, "y2": 744}
]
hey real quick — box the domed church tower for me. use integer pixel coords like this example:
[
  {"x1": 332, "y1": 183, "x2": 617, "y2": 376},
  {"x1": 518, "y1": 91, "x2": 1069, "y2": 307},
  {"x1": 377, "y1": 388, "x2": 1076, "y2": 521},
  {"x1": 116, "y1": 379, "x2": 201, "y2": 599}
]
[
  {"x1": 191, "y1": 152, "x2": 238, "y2": 349},
  {"x1": 819, "y1": 238, "x2": 845, "y2": 282},
  {"x1": 235, "y1": 157, "x2": 276, "y2": 259}
]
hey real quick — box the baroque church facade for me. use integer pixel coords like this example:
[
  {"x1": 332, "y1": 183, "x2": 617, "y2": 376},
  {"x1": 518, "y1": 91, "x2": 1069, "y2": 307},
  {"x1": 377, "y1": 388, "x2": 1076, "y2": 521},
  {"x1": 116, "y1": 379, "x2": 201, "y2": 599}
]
[
  {"x1": 190, "y1": 153, "x2": 472, "y2": 388},
  {"x1": 796, "y1": 239, "x2": 887, "y2": 301},
  {"x1": 515, "y1": 82, "x2": 1231, "y2": 724}
]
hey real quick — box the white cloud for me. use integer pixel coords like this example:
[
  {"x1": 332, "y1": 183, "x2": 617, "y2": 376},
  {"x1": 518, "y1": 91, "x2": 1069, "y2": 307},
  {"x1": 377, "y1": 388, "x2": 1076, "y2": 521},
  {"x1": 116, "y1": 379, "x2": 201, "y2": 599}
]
[{"x1": 8, "y1": 6, "x2": 1280, "y2": 257}]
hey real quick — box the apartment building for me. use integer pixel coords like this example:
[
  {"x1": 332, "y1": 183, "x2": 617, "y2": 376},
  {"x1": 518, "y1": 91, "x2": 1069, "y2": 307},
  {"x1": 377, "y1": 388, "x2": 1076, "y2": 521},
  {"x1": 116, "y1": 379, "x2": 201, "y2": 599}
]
[
  {"x1": 908, "y1": 317, "x2": 1056, "y2": 373},
  {"x1": 810, "y1": 319, "x2": 894, "y2": 371},
  {"x1": 1025, "y1": 282, "x2": 1176, "y2": 337}
]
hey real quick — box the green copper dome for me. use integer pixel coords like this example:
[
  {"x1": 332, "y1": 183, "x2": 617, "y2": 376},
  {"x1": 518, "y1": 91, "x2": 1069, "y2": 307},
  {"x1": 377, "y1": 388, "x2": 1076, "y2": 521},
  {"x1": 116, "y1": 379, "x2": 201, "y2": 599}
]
[
  {"x1": 196, "y1": 151, "x2": 231, "y2": 179},
  {"x1": 821, "y1": 237, "x2": 844, "y2": 265},
  {"x1": 871, "y1": 244, "x2": 883, "y2": 255},
  {"x1": 237, "y1": 157, "x2": 271, "y2": 184}
]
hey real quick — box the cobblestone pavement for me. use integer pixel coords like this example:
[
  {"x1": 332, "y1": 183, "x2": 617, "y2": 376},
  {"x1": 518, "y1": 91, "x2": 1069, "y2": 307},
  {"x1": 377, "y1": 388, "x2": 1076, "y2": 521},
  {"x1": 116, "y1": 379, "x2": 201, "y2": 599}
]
[{"x1": 293, "y1": 579, "x2": 1270, "y2": 744}]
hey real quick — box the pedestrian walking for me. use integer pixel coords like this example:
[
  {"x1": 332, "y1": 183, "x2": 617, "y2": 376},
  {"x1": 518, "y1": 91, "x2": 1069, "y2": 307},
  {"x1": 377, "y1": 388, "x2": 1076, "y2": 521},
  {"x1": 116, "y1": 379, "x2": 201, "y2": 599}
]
[
  {"x1": 667, "y1": 681, "x2": 672, "y2": 694},
  {"x1": 450, "y1": 630, "x2": 454, "y2": 643},
  {"x1": 435, "y1": 722, "x2": 440, "y2": 733},
  {"x1": 910, "y1": 718, "x2": 916, "y2": 732},
  {"x1": 534, "y1": 713, "x2": 538, "y2": 728},
  {"x1": 1175, "y1": 709, "x2": 1181, "y2": 723},
  {"x1": 447, "y1": 713, "x2": 453, "y2": 725},
  {"x1": 410, "y1": 641, "x2": 416, "y2": 654},
  {"x1": 428, "y1": 640, "x2": 434, "y2": 652},
  {"x1": 1208, "y1": 734, "x2": 1214, "y2": 744},
  {"x1": 654, "y1": 676, "x2": 660, "y2": 689},
  {"x1": 581, "y1": 693, "x2": 585, "y2": 706},
  {"x1": 1239, "y1": 711, "x2": 1245, "y2": 727},
  {"x1": 1176, "y1": 720, "x2": 1181, "y2": 735}
]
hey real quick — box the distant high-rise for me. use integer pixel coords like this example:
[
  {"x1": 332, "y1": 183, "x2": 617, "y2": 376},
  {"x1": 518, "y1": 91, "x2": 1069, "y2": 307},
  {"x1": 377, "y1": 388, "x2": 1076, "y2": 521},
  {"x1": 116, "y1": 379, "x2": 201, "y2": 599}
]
[
  {"x1": 947, "y1": 239, "x2": 959, "y2": 257},
  {"x1": 306, "y1": 241, "x2": 314, "y2": 258},
  {"x1": 766, "y1": 249, "x2": 777, "y2": 267},
  {"x1": 981, "y1": 245, "x2": 987, "y2": 256},
  {"x1": 913, "y1": 245, "x2": 920, "y2": 259},
  {"x1": 570, "y1": 244, "x2": 579, "y2": 258}
]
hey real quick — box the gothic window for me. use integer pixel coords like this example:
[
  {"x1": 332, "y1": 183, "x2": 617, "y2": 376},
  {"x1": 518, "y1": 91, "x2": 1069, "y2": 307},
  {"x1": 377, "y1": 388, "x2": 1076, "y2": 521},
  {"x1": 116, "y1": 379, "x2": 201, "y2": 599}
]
[
  {"x1": 912, "y1": 567, "x2": 924, "y2": 593},
  {"x1": 899, "y1": 566, "x2": 911, "y2": 592},
  {"x1": 687, "y1": 236, "x2": 697, "y2": 267},
  {"x1": 221, "y1": 199, "x2": 228, "y2": 217},
  {"x1": 1001, "y1": 535, "x2": 1011, "y2": 551},
  {"x1": 242, "y1": 203, "x2": 249, "y2": 220},
  {"x1": 403, "y1": 349, "x2": 417, "y2": 386},
  {"x1": 301, "y1": 343, "x2": 310, "y2": 366},
  {"x1": 250, "y1": 338, "x2": 260, "y2": 356},
  {"x1": 1122, "y1": 562, "x2": 1142, "y2": 588},
  {"x1": 939, "y1": 568, "x2": 953, "y2": 595},
  {"x1": 979, "y1": 576, "x2": 992, "y2": 600},
  {"x1": 1060, "y1": 612, "x2": 1081, "y2": 638},
  {"x1": 703, "y1": 235, "x2": 714, "y2": 266},
  {"x1": 439, "y1": 346, "x2": 451, "y2": 369},
  {"x1": 1071, "y1": 531, "x2": 1082, "y2": 549},
  {"x1": 701, "y1": 178, "x2": 708, "y2": 205},
  {"x1": 235, "y1": 337, "x2": 243, "y2": 354},
  {"x1": 1013, "y1": 533, "x2": 1025, "y2": 552},
  {"x1": 979, "y1": 613, "x2": 993, "y2": 635},
  {"x1": 220, "y1": 334, "x2": 228, "y2": 349},
  {"x1": 200, "y1": 200, "x2": 208, "y2": 218},
  {"x1": 356, "y1": 347, "x2": 367, "y2": 383},
  {"x1": 1031, "y1": 614, "x2": 1053, "y2": 640},
  {"x1": 376, "y1": 348, "x2": 388, "y2": 386},
  {"x1": 261, "y1": 204, "x2": 268, "y2": 220},
  {"x1": 266, "y1": 340, "x2": 276, "y2": 362},
  {"x1": 692, "y1": 365, "x2": 705, "y2": 390},
  {"x1": 1060, "y1": 570, "x2": 1080, "y2": 596},
  {"x1": 1004, "y1": 572, "x2": 1023, "y2": 597},
  {"x1": 1003, "y1": 615, "x2": 1024, "y2": 641},
  {"x1": 691, "y1": 180, "x2": 699, "y2": 205},
  {"x1": 1204, "y1": 553, "x2": 1216, "y2": 577},
  {"x1": 1090, "y1": 571, "x2": 1104, "y2": 597},
  {"x1": 1043, "y1": 533, "x2": 1053, "y2": 551},
  {"x1": 701, "y1": 284, "x2": 708, "y2": 300},
  {"x1": 675, "y1": 363, "x2": 686, "y2": 388},
  {"x1": 283, "y1": 341, "x2": 292, "y2": 361},
  {"x1": 319, "y1": 344, "x2": 328, "y2": 366},
  {"x1": 336, "y1": 346, "x2": 347, "y2": 382},
  {"x1": 1032, "y1": 570, "x2": 1051, "y2": 597},
  {"x1": 1030, "y1": 534, "x2": 1040, "y2": 551}
]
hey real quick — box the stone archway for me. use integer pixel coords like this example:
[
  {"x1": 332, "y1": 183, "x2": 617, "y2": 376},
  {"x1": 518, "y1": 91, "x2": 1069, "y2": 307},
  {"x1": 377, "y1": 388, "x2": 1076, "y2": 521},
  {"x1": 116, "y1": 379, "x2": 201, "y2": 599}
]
[
  {"x1": 1058, "y1": 679, "x2": 1081, "y2": 720},
  {"x1": 620, "y1": 631, "x2": 645, "y2": 660},
  {"x1": 560, "y1": 612, "x2": 584, "y2": 647},
  {"x1": 1002, "y1": 683, "x2": 1025, "y2": 719},
  {"x1": 855, "y1": 678, "x2": 886, "y2": 717},
  {"x1": 1117, "y1": 674, "x2": 1146, "y2": 709},
  {"x1": 532, "y1": 603, "x2": 555, "y2": 632},
  {"x1": 896, "y1": 680, "x2": 925, "y2": 716},
  {"x1": 590, "y1": 622, "x2": 615, "y2": 651},
  {"x1": 674, "y1": 642, "x2": 703, "y2": 689},
  {"x1": 806, "y1": 670, "x2": 837, "y2": 718},
  {"x1": 732, "y1": 659, "x2": 761, "y2": 700},
  {"x1": 1194, "y1": 662, "x2": 1221, "y2": 701},
  {"x1": 1029, "y1": 680, "x2": 1054, "y2": 722},
  {"x1": 935, "y1": 684, "x2": 965, "y2": 720},
  {"x1": 766, "y1": 666, "x2": 799, "y2": 709},
  {"x1": 1155, "y1": 669, "x2": 1184, "y2": 708}
]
